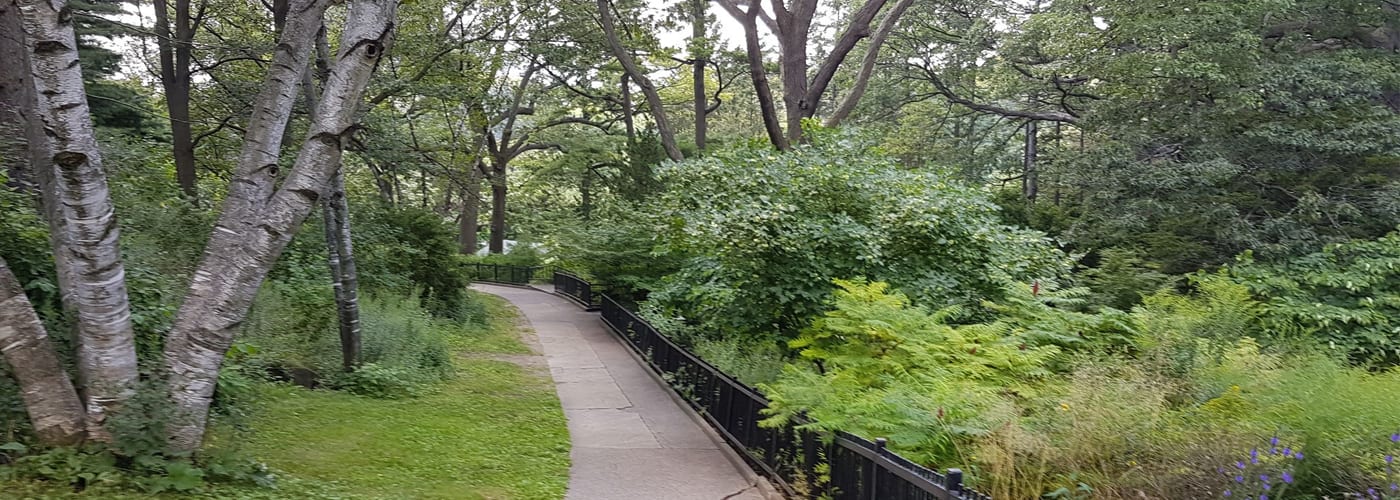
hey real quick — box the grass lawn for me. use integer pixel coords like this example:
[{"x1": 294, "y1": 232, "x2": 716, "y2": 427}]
[{"x1": 2, "y1": 291, "x2": 569, "y2": 499}]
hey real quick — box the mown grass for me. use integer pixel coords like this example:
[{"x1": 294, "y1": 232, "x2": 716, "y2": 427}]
[{"x1": 2, "y1": 291, "x2": 569, "y2": 499}]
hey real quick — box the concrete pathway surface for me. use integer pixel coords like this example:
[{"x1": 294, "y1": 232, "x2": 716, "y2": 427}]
[{"x1": 471, "y1": 284, "x2": 769, "y2": 500}]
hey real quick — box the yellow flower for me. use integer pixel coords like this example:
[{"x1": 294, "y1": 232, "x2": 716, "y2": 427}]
[{"x1": 1060, "y1": 402, "x2": 1070, "y2": 411}]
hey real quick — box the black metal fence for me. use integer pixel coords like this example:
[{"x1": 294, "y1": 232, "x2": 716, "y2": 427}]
[
  {"x1": 552, "y1": 270, "x2": 601, "y2": 310},
  {"x1": 594, "y1": 291, "x2": 991, "y2": 500},
  {"x1": 465, "y1": 263, "x2": 538, "y2": 285}
]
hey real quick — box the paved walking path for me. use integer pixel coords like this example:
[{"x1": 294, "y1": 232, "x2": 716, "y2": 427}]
[{"x1": 471, "y1": 284, "x2": 768, "y2": 500}]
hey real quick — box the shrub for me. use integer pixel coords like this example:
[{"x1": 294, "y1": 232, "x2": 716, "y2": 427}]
[
  {"x1": 353, "y1": 204, "x2": 471, "y2": 319},
  {"x1": 1226, "y1": 232, "x2": 1400, "y2": 365},
  {"x1": 647, "y1": 133, "x2": 1069, "y2": 341}
]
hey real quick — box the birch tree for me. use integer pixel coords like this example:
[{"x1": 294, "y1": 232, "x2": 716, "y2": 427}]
[
  {"x1": 14, "y1": 0, "x2": 138, "y2": 440},
  {"x1": 162, "y1": 0, "x2": 397, "y2": 451},
  {"x1": 0, "y1": 257, "x2": 86, "y2": 446}
]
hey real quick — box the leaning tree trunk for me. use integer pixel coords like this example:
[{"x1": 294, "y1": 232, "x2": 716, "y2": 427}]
[
  {"x1": 739, "y1": 2, "x2": 787, "y2": 150},
  {"x1": 597, "y1": 0, "x2": 682, "y2": 161},
  {"x1": 823, "y1": 0, "x2": 913, "y2": 128},
  {"x1": 163, "y1": 0, "x2": 396, "y2": 453},
  {"x1": 16, "y1": 0, "x2": 139, "y2": 440},
  {"x1": 0, "y1": 255, "x2": 87, "y2": 445}
]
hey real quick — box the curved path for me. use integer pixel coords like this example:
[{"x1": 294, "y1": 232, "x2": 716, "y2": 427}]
[{"x1": 472, "y1": 284, "x2": 770, "y2": 500}]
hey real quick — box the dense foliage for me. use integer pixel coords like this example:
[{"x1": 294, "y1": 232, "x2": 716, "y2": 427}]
[{"x1": 645, "y1": 134, "x2": 1068, "y2": 340}]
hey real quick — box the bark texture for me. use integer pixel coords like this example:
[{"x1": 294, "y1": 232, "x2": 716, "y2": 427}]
[
  {"x1": 1023, "y1": 120, "x2": 1038, "y2": 202},
  {"x1": 17, "y1": 0, "x2": 138, "y2": 438},
  {"x1": 1, "y1": 0, "x2": 32, "y2": 192},
  {"x1": 0, "y1": 257, "x2": 86, "y2": 446},
  {"x1": 597, "y1": 0, "x2": 682, "y2": 161},
  {"x1": 739, "y1": 2, "x2": 787, "y2": 150},
  {"x1": 619, "y1": 73, "x2": 636, "y2": 145},
  {"x1": 489, "y1": 174, "x2": 506, "y2": 254},
  {"x1": 153, "y1": 0, "x2": 198, "y2": 198},
  {"x1": 690, "y1": 0, "x2": 706, "y2": 151},
  {"x1": 163, "y1": 0, "x2": 395, "y2": 452},
  {"x1": 323, "y1": 170, "x2": 361, "y2": 372}
]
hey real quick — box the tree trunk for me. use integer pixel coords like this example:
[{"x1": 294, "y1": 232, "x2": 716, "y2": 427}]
[
  {"x1": 1023, "y1": 120, "x2": 1038, "y2": 203},
  {"x1": 322, "y1": 170, "x2": 360, "y2": 372},
  {"x1": 596, "y1": 0, "x2": 682, "y2": 161},
  {"x1": 488, "y1": 159, "x2": 506, "y2": 254},
  {"x1": 691, "y1": 0, "x2": 706, "y2": 151},
  {"x1": 775, "y1": 3, "x2": 812, "y2": 145},
  {"x1": 0, "y1": 257, "x2": 86, "y2": 446},
  {"x1": 580, "y1": 165, "x2": 592, "y2": 221},
  {"x1": 303, "y1": 33, "x2": 360, "y2": 374},
  {"x1": 620, "y1": 73, "x2": 636, "y2": 146},
  {"x1": 17, "y1": 0, "x2": 139, "y2": 439},
  {"x1": 0, "y1": 0, "x2": 33, "y2": 193},
  {"x1": 823, "y1": 0, "x2": 913, "y2": 128},
  {"x1": 458, "y1": 164, "x2": 480, "y2": 254},
  {"x1": 794, "y1": 0, "x2": 889, "y2": 128},
  {"x1": 153, "y1": 0, "x2": 197, "y2": 199},
  {"x1": 740, "y1": 3, "x2": 787, "y2": 150},
  {"x1": 163, "y1": 0, "x2": 395, "y2": 452}
]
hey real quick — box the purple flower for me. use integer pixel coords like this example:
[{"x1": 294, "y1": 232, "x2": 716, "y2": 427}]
[
  {"x1": 1223, "y1": 490, "x2": 1231, "y2": 497},
  {"x1": 1294, "y1": 451, "x2": 1304, "y2": 460},
  {"x1": 1282, "y1": 471, "x2": 1293, "y2": 484},
  {"x1": 1237, "y1": 461, "x2": 1247, "y2": 469},
  {"x1": 1388, "y1": 454, "x2": 1394, "y2": 465},
  {"x1": 1262, "y1": 483, "x2": 1271, "y2": 491},
  {"x1": 1270, "y1": 436, "x2": 1279, "y2": 447},
  {"x1": 1391, "y1": 433, "x2": 1399, "y2": 443},
  {"x1": 1259, "y1": 495, "x2": 1267, "y2": 500},
  {"x1": 1283, "y1": 446, "x2": 1291, "y2": 457},
  {"x1": 1260, "y1": 474, "x2": 1269, "y2": 482},
  {"x1": 1236, "y1": 475, "x2": 1245, "y2": 483},
  {"x1": 1391, "y1": 483, "x2": 1398, "y2": 491}
]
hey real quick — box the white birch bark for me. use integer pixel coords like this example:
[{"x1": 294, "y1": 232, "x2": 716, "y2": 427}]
[
  {"x1": 15, "y1": 0, "x2": 137, "y2": 439},
  {"x1": 0, "y1": 257, "x2": 86, "y2": 446},
  {"x1": 163, "y1": 0, "x2": 396, "y2": 452}
]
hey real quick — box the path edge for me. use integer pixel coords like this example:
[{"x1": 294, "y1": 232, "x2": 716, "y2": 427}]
[{"x1": 541, "y1": 286, "x2": 785, "y2": 500}]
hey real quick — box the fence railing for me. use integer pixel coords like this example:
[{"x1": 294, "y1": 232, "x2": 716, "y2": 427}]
[
  {"x1": 552, "y1": 270, "x2": 601, "y2": 310},
  {"x1": 594, "y1": 291, "x2": 990, "y2": 500},
  {"x1": 465, "y1": 263, "x2": 538, "y2": 285}
]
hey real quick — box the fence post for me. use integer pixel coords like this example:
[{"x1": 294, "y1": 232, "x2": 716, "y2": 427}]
[
  {"x1": 869, "y1": 437, "x2": 886, "y2": 500},
  {"x1": 947, "y1": 468, "x2": 964, "y2": 495}
]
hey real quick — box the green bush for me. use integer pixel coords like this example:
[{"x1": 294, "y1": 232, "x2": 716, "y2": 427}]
[
  {"x1": 1226, "y1": 232, "x2": 1400, "y2": 365},
  {"x1": 646, "y1": 133, "x2": 1070, "y2": 341},
  {"x1": 752, "y1": 267, "x2": 1400, "y2": 498},
  {"x1": 354, "y1": 204, "x2": 471, "y2": 319}
]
